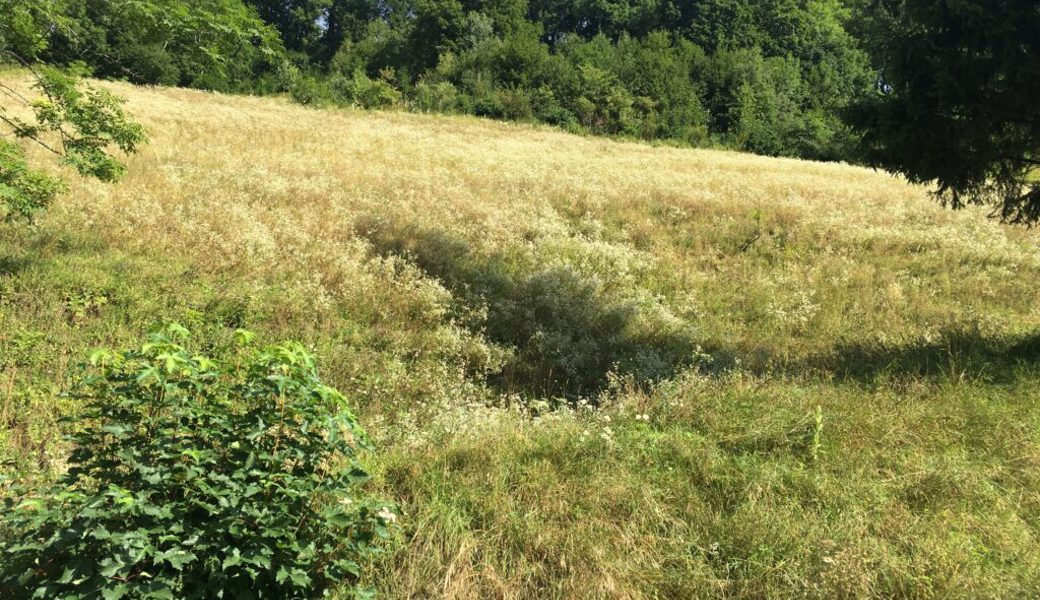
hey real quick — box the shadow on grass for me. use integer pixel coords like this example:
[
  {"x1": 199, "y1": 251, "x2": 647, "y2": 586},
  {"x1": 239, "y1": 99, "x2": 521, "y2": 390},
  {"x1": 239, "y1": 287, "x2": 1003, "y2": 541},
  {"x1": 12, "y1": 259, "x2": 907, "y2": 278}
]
[
  {"x1": 805, "y1": 327, "x2": 1040, "y2": 383},
  {"x1": 356, "y1": 219, "x2": 700, "y2": 399},
  {"x1": 0, "y1": 226, "x2": 93, "y2": 278},
  {"x1": 0, "y1": 254, "x2": 32, "y2": 276},
  {"x1": 0, "y1": 227, "x2": 63, "y2": 277}
]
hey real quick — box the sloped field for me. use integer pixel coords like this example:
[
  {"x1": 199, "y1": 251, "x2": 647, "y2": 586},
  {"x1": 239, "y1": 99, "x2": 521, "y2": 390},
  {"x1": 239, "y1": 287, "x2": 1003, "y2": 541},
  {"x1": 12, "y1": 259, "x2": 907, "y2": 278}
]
[{"x1": 3, "y1": 78, "x2": 1039, "y2": 598}]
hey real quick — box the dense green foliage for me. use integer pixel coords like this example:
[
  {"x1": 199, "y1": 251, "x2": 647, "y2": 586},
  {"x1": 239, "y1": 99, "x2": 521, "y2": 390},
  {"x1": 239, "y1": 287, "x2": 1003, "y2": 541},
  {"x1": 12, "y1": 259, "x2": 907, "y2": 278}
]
[
  {"x1": 1, "y1": 0, "x2": 145, "y2": 223},
  {"x1": 2, "y1": 0, "x2": 875, "y2": 160},
  {"x1": 1, "y1": 325, "x2": 393, "y2": 599},
  {"x1": 0, "y1": 141, "x2": 65, "y2": 223},
  {"x1": 299, "y1": 0, "x2": 872, "y2": 159},
  {"x1": 0, "y1": 0, "x2": 55, "y2": 59},
  {"x1": 848, "y1": 0, "x2": 1040, "y2": 224},
  {"x1": 42, "y1": 0, "x2": 286, "y2": 92}
]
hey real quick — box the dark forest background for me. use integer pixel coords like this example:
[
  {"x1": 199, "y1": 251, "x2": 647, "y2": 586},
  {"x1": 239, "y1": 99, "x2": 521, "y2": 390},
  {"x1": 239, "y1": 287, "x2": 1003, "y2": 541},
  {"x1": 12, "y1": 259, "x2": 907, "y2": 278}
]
[{"x1": 4, "y1": 0, "x2": 884, "y2": 161}]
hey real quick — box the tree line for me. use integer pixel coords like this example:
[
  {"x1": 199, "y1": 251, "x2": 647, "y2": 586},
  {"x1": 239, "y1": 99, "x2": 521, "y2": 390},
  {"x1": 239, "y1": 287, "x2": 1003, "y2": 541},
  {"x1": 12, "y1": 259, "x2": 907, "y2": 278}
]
[
  {"x1": 4, "y1": 0, "x2": 874, "y2": 161},
  {"x1": 3, "y1": 1, "x2": 1038, "y2": 223}
]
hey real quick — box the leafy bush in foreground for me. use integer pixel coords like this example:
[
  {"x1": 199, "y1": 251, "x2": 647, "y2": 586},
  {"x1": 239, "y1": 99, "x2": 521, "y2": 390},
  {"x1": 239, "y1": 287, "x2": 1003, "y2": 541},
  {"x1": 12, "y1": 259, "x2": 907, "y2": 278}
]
[{"x1": 0, "y1": 325, "x2": 393, "y2": 599}]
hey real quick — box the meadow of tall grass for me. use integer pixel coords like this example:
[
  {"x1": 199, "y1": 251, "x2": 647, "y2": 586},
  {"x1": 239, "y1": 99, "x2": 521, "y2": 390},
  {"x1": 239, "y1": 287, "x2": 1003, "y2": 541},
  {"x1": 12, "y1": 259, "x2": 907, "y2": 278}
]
[{"x1": 2, "y1": 76, "x2": 1039, "y2": 598}]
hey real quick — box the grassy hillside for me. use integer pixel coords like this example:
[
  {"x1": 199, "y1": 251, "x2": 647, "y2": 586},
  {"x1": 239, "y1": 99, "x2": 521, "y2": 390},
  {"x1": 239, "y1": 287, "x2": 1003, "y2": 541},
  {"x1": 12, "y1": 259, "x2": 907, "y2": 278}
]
[{"x1": 2, "y1": 77, "x2": 1040, "y2": 598}]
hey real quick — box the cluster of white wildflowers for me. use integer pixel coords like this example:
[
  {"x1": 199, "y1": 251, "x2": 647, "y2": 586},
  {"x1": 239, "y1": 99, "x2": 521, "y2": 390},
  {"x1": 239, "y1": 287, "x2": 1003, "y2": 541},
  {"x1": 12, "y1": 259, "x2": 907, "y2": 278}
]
[{"x1": 767, "y1": 288, "x2": 821, "y2": 332}]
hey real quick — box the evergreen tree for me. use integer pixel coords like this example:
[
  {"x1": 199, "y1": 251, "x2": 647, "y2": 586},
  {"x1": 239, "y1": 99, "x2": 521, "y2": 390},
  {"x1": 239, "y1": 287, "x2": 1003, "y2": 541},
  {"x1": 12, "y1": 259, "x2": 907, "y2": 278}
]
[{"x1": 849, "y1": 0, "x2": 1040, "y2": 223}]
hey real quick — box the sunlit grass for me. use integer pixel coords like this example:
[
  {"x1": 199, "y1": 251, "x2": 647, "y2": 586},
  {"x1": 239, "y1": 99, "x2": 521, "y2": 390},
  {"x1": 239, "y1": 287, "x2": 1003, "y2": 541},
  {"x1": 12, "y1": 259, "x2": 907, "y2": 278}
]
[{"x1": 2, "y1": 75, "x2": 1039, "y2": 598}]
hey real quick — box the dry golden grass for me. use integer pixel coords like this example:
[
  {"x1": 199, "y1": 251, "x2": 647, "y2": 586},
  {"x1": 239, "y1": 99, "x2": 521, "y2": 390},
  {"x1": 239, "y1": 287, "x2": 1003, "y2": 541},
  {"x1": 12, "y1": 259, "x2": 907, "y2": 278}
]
[
  {"x1": 40, "y1": 80, "x2": 1037, "y2": 359},
  {"x1": 3, "y1": 75, "x2": 1040, "y2": 598}
]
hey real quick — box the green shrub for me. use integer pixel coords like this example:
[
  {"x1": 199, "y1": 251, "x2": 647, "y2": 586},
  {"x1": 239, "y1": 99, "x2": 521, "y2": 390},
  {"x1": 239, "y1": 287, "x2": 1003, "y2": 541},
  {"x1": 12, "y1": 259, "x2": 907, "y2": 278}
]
[
  {"x1": 413, "y1": 79, "x2": 460, "y2": 113},
  {"x1": 329, "y1": 70, "x2": 401, "y2": 109},
  {"x1": 0, "y1": 324, "x2": 393, "y2": 599},
  {"x1": 0, "y1": 141, "x2": 65, "y2": 223},
  {"x1": 354, "y1": 70, "x2": 402, "y2": 110},
  {"x1": 289, "y1": 73, "x2": 331, "y2": 106},
  {"x1": 496, "y1": 87, "x2": 533, "y2": 120},
  {"x1": 472, "y1": 92, "x2": 505, "y2": 119},
  {"x1": 529, "y1": 85, "x2": 574, "y2": 126}
]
